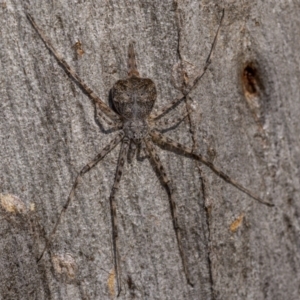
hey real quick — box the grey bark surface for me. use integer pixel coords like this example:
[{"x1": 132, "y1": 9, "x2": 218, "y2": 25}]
[{"x1": 0, "y1": 0, "x2": 299, "y2": 299}]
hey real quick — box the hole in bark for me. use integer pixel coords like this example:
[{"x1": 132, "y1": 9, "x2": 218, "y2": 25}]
[
  {"x1": 240, "y1": 61, "x2": 269, "y2": 127},
  {"x1": 241, "y1": 62, "x2": 264, "y2": 97}
]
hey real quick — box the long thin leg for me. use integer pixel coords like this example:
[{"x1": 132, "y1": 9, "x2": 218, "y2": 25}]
[
  {"x1": 143, "y1": 138, "x2": 193, "y2": 287},
  {"x1": 95, "y1": 105, "x2": 123, "y2": 132},
  {"x1": 149, "y1": 9, "x2": 225, "y2": 121},
  {"x1": 109, "y1": 138, "x2": 130, "y2": 296},
  {"x1": 38, "y1": 132, "x2": 124, "y2": 261},
  {"x1": 151, "y1": 110, "x2": 189, "y2": 132},
  {"x1": 127, "y1": 140, "x2": 137, "y2": 164},
  {"x1": 150, "y1": 130, "x2": 274, "y2": 207},
  {"x1": 127, "y1": 42, "x2": 140, "y2": 78},
  {"x1": 136, "y1": 142, "x2": 148, "y2": 162},
  {"x1": 190, "y1": 8, "x2": 224, "y2": 89},
  {"x1": 26, "y1": 13, "x2": 121, "y2": 124}
]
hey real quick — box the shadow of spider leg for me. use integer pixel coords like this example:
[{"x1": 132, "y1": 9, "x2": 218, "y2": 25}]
[
  {"x1": 150, "y1": 130, "x2": 274, "y2": 207},
  {"x1": 143, "y1": 137, "x2": 193, "y2": 287},
  {"x1": 37, "y1": 132, "x2": 124, "y2": 261}
]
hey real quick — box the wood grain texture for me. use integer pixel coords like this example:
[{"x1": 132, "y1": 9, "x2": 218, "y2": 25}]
[{"x1": 0, "y1": 0, "x2": 299, "y2": 299}]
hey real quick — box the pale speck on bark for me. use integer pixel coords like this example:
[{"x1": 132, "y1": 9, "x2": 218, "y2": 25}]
[{"x1": 0, "y1": 1, "x2": 300, "y2": 299}]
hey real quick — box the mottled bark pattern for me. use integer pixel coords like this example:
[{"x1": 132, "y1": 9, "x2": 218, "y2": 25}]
[{"x1": 1, "y1": 1, "x2": 299, "y2": 299}]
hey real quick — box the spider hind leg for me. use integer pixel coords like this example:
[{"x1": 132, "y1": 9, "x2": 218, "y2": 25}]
[
  {"x1": 150, "y1": 130, "x2": 274, "y2": 207},
  {"x1": 144, "y1": 137, "x2": 194, "y2": 287},
  {"x1": 109, "y1": 138, "x2": 130, "y2": 296},
  {"x1": 37, "y1": 133, "x2": 124, "y2": 262}
]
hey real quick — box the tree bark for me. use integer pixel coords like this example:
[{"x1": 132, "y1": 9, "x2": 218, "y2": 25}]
[{"x1": 0, "y1": 0, "x2": 299, "y2": 299}]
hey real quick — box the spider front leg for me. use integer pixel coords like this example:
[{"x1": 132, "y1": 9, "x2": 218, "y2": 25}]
[
  {"x1": 109, "y1": 138, "x2": 130, "y2": 296},
  {"x1": 37, "y1": 132, "x2": 124, "y2": 262},
  {"x1": 150, "y1": 130, "x2": 274, "y2": 207},
  {"x1": 149, "y1": 9, "x2": 225, "y2": 122},
  {"x1": 26, "y1": 13, "x2": 121, "y2": 126},
  {"x1": 151, "y1": 110, "x2": 189, "y2": 132},
  {"x1": 143, "y1": 137, "x2": 193, "y2": 287}
]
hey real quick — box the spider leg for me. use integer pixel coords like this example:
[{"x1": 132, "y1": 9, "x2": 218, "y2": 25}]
[
  {"x1": 189, "y1": 8, "x2": 224, "y2": 90},
  {"x1": 94, "y1": 105, "x2": 123, "y2": 132},
  {"x1": 26, "y1": 13, "x2": 121, "y2": 125},
  {"x1": 109, "y1": 138, "x2": 130, "y2": 296},
  {"x1": 127, "y1": 140, "x2": 137, "y2": 164},
  {"x1": 149, "y1": 9, "x2": 225, "y2": 121},
  {"x1": 150, "y1": 130, "x2": 274, "y2": 207},
  {"x1": 148, "y1": 95, "x2": 185, "y2": 122},
  {"x1": 143, "y1": 137, "x2": 193, "y2": 287},
  {"x1": 127, "y1": 42, "x2": 140, "y2": 78},
  {"x1": 136, "y1": 142, "x2": 148, "y2": 161},
  {"x1": 37, "y1": 132, "x2": 124, "y2": 262},
  {"x1": 151, "y1": 110, "x2": 189, "y2": 132}
]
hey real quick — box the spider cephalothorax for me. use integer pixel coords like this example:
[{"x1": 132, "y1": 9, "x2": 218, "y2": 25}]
[
  {"x1": 27, "y1": 9, "x2": 273, "y2": 297},
  {"x1": 122, "y1": 119, "x2": 149, "y2": 142}
]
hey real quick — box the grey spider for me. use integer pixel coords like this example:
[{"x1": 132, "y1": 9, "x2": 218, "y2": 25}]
[{"x1": 27, "y1": 9, "x2": 272, "y2": 296}]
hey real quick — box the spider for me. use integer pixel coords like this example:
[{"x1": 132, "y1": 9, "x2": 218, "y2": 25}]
[{"x1": 27, "y1": 9, "x2": 272, "y2": 295}]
